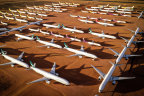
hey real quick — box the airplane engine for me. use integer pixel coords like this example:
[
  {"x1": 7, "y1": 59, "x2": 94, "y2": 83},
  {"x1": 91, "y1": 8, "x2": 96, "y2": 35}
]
[
  {"x1": 11, "y1": 64, "x2": 14, "y2": 67},
  {"x1": 55, "y1": 73, "x2": 59, "y2": 76},
  {"x1": 98, "y1": 76, "x2": 102, "y2": 80},
  {"x1": 46, "y1": 80, "x2": 50, "y2": 84},
  {"x1": 112, "y1": 80, "x2": 116, "y2": 85},
  {"x1": 20, "y1": 59, "x2": 24, "y2": 61}
]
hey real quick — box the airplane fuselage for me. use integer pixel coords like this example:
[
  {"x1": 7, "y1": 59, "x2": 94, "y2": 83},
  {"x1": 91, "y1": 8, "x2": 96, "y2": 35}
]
[
  {"x1": 15, "y1": 34, "x2": 34, "y2": 40},
  {"x1": 90, "y1": 32, "x2": 116, "y2": 39}
]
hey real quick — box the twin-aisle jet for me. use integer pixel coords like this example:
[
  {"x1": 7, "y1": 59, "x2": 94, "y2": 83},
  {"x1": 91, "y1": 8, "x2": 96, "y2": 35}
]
[
  {"x1": 64, "y1": 43, "x2": 97, "y2": 60},
  {"x1": 27, "y1": 61, "x2": 70, "y2": 85},
  {"x1": 62, "y1": 24, "x2": 84, "y2": 33},
  {"x1": 15, "y1": 34, "x2": 35, "y2": 41},
  {"x1": 0, "y1": 49, "x2": 29, "y2": 68},
  {"x1": 65, "y1": 34, "x2": 81, "y2": 42},
  {"x1": 36, "y1": 36, "x2": 62, "y2": 49},
  {"x1": 108, "y1": 46, "x2": 142, "y2": 64},
  {"x1": 82, "y1": 38, "x2": 101, "y2": 46},
  {"x1": 91, "y1": 62, "x2": 135, "y2": 93},
  {"x1": 89, "y1": 28, "x2": 116, "y2": 39},
  {"x1": 13, "y1": 16, "x2": 28, "y2": 23},
  {"x1": 50, "y1": 32, "x2": 64, "y2": 38},
  {"x1": 43, "y1": 24, "x2": 61, "y2": 29}
]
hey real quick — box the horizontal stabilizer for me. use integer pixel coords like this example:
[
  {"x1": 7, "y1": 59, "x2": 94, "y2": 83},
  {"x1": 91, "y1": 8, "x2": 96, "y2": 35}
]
[
  {"x1": 112, "y1": 76, "x2": 135, "y2": 81},
  {"x1": 91, "y1": 65, "x2": 105, "y2": 79},
  {"x1": 127, "y1": 54, "x2": 142, "y2": 57},
  {"x1": 27, "y1": 77, "x2": 48, "y2": 84}
]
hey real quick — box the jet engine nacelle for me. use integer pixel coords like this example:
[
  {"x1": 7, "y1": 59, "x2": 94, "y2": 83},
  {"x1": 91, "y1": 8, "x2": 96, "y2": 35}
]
[
  {"x1": 98, "y1": 76, "x2": 102, "y2": 80},
  {"x1": 112, "y1": 80, "x2": 116, "y2": 85}
]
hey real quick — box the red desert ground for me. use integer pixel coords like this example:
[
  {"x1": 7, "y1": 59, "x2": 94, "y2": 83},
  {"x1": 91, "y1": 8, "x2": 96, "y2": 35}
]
[{"x1": 0, "y1": 0, "x2": 144, "y2": 96}]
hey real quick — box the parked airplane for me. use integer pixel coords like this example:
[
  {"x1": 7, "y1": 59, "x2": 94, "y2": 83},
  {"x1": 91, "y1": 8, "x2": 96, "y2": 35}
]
[
  {"x1": 43, "y1": 24, "x2": 61, "y2": 29},
  {"x1": 0, "y1": 25, "x2": 27, "y2": 35},
  {"x1": 0, "y1": 49, "x2": 29, "y2": 68},
  {"x1": 91, "y1": 62, "x2": 135, "y2": 93},
  {"x1": 95, "y1": 20, "x2": 115, "y2": 26},
  {"x1": 13, "y1": 16, "x2": 28, "y2": 23},
  {"x1": 36, "y1": 36, "x2": 62, "y2": 48},
  {"x1": 28, "y1": 21, "x2": 42, "y2": 25},
  {"x1": 82, "y1": 38, "x2": 101, "y2": 46},
  {"x1": 78, "y1": 19, "x2": 94, "y2": 24},
  {"x1": 3, "y1": 14, "x2": 14, "y2": 20},
  {"x1": 15, "y1": 34, "x2": 35, "y2": 41},
  {"x1": 27, "y1": 61, "x2": 70, "y2": 85},
  {"x1": 62, "y1": 24, "x2": 84, "y2": 33},
  {"x1": 0, "y1": 21, "x2": 8, "y2": 25},
  {"x1": 40, "y1": 29, "x2": 50, "y2": 35},
  {"x1": 65, "y1": 34, "x2": 81, "y2": 42},
  {"x1": 29, "y1": 28, "x2": 40, "y2": 32},
  {"x1": 50, "y1": 32, "x2": 64, "y2": 38},
  {"x1": 108, "y1": 45, "x2": 142, "y2": 63},
  {"x1": 89, "y1": 28, "x2": 116, "y2": 39},
  {"x1": 64, "y1": 43, "x2": 97, "y2": 59},
  {"x1": 138, "y1": 11, "x2": 144, "y2": 19}
]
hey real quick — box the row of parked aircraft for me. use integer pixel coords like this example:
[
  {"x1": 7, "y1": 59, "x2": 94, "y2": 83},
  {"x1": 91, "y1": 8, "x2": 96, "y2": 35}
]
[{"x1": 91, "y1": 27, "x2": 143, "y2": 92}]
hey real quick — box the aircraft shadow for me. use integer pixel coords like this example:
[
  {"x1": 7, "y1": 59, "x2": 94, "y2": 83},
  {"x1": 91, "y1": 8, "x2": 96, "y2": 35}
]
[
  {"x1": 55, "y1": 64, "x2": 101, "y2": 85},
  {"x1": 0, "y1": 34, "x2": 15, "y2": 43}
]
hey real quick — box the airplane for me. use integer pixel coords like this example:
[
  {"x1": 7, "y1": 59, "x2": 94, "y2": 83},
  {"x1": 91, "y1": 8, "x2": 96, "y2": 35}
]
[
  {"x1": 91, "y1": 62, "x2": 135, "y2": 93},
  {"x1": 99, "y1": 9, "x2": 114, "y2": 13},
  {"x1": 50, "y1": 32, "x2": 64, "y2": 38},
  {"x1": 0, "y1": 21, "x2": 8, "y2": 25},
  {"x1": 78, "y1": 19, "x2": 94, "y2": 24},
  {"x1": 27, "y1": 61, "x2": 70, "y2": 85},
  {"x1": 36, "y1": 36, "x2": 62, "y2": 48},
  {"x1": 43, "y1": 24, "x2": 61, "y2": 29},
  {"x1": 13, "y1": 16, "x2": 28, "y2": 23},
  {"x1": 3, "y1": 14, "x2": 14, "y2": 20},
  {"x1": 62, "y1": 24, "x2": 84, "y2": 33},
  {"x1": 64, "y1": 43, "x2": 98, "y2": 60},
  {"x1": 9, "y1": 8, "x2": 17, "y2": 13},
  {"x1": 108, "y1": 45, "x2": 142, "y2": 64},
  {"x1": 15, "y1": 34, "x2": 35, "y2": 41},
  {"x1": 65, "y1": 34, "x2": 81, "y2": 42},
  {"x1": 0, "y1": 25, "x2": 27, "y2": 35},
  {"x1": 116, "y1": 10, "x2": 132, "y2": 14},
  {"x1": 0, "y1": 28, "x2": 8, "y2": 31},
  {"x1": 82, "y1": 38, "x2": 101, "y2": 46},
  {"x1": 89, "y1": 28, "x2": 116, "y2": 39},
  {"x1": 95, "y1": 19, "x2": 115, "y2": 26},
  {"x1": 34, "y1": 16, "x2": 43, "y2": 21},
  {"x1": 29, "y1": 28, "x2": 40, "y2": 32},
  {"x1": 36, "y1": 13, "x2": 47, "y2": 17},
  {"x1": 0, "y1": 49, "x2": 29, "y2": 68},
  {"x1": 85, "y1": 8, "x2": 98, "y2": 11},
  {"x1": 127, "y1": 27, "x2": 143, "y2": 35},
  {"x1": 28, "y1": 21, "x2": 42, "y2": 25},
  {"x1": 40, "y1": 29, "x2": 50, "y2": 35}
]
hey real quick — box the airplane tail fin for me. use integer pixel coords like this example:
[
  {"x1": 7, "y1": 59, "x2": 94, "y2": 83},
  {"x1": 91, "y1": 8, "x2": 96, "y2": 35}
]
[
  {"x1": 64, "y1": 42, "x2": 68, "y2": 48},
  {"x1": 50, "y1": 62, "x2": 57, "y2": 75},
  {"x1": 0, "y1": 49, "x2": 7, "y2": 55},
  {"x1": 29, "y1": 61, "x2": 36, "y2": 68},
  {"x1": 58, "y1": 24, "x2": 61, "y2": 28},
  {"x1": 31, "y1": 34, "x2": 34, "y2": 39},
  {"x1": 80, "y1": 45, "x2": 84, "y2": 51},
  {"x1": 36, "y1": 36, "x2": 40, "y2": 40},
  {"x1": 89, "y1": 28, "x2": 92, "y2": 33},
  {"x1": 50, "y1": 38, "x2": 54, "y2": 43},
  {"x1": 83, "y1": 38, "x2": 86, "y2": 42},
  {"x1": 17, "y1": 52, "x2": 24, "y2": 61},
  {"x1": 62, "y1": 24, "x2": 66, "y2": 28}
]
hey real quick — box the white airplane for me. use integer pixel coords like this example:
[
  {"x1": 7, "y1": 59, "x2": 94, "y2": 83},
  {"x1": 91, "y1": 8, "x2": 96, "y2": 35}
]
[
  {"x1": 91, "y1": 62, "x2": 135, "y2": 93},
  {"x1": 127, "y1": 27, "x2": 143, "y2": 35},
  {"x1": 82, "y1": 38, "x2": 101, "y2": 46},
  {"x1": 64, "y1": 43, "x2": 98, "y2": 60},
  {"x1": 89, "y1": 29, "x2": 116, "y2": 39},
  {"x1": 0, "y1": 21, "x2": 8, "y2": 25},
  {"x1": 85, "y1": 8, "x2": 98, "y2": 11},
  {"x1": 3, "y1": 14, "x2": 14, "y2": 20},
  {"x1": 27, "y1": 61, "x2": 69, "y2": 85},
  {"x1": 27, "y1": 12, "x2": 36, "y2": 15},
  {"x1": 29, "y1": 28, "x2": 40, "y2": 32},
  {"x1": 36, "y1": 37, "x2": 62, "y2": 49},
  {"x1": 13, "y1": 16, "x2": 28, "y2": 23},
  {"x1": 99, "y1": 9, "x2": 114, "y2": 13},
  {"x1": 0, "y1": 25, "x2": 27, "y2": 35},
  {"x1": 0, "y1": 49, "x2": 29, "y2": 68},
  {"x1": 108, "y1": 45, "x2": 142, "y2": 63},
  {"x1": 9, "y1": 8, "x2": 17, "y2": 13},
  {"x1": 65, "y1": 34, "x2": 81, "y2": 42},
  {"x1": 43, "y1": 24, "x2": 61, "y2": 29},
  {"x1": 34, "y1": 16, "x2": 43, "y2": 21},
  {"x1": 78, "y1": 19, "x2": 94, "y2": 24},
  {"x1": 37, "y1": 13, "x2": 47, "y2": 17},
  {"x1": 40, "y1": 29, "x2": 50, "y2": 35},
  {"x1": 50, "y1": 32, "x2": 64, "y2": 38},
  {"x1": 15, "y1": 34, "x2": 35, "y2": 41},
  {"x1": 62, "y1": 25, "x2": 84, "y2": 33},
  {"x1": 116, "y1": 11, "x2": 132, "y2": 14},
  {"x1": 95, "y1": 20, "x2": 115, "y2": 27}
]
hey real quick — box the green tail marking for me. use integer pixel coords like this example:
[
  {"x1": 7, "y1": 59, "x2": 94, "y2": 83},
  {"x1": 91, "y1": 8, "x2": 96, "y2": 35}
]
[
  {"x1": 29, "y1": 61, "x2": 35, "y2": 68},
  {"x1": 89, "y1": 28, "x2": 92, "y2": 33},
  {"x1": 64, "y1": 42, "x2": 68, "y2": 48},
  {"x1": 36, "y1": 36, "x2": 40, "y2": 40},
  {"x1": 31, "y1": 34, "x2": 34, "y2": 38}
]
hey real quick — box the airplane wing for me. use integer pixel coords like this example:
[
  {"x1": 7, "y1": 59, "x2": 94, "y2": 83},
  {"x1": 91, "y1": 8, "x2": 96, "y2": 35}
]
[
  {"x1": 91, "y1": 65, "x2": 105, "y2": 79},
  {"x1": 17, "y1": 52, "x2": 24, "y2": 60},
  {"x1": 127, "y1": 54, "x2": 142, "y2": 57},
  {"x1": 27, "y1": 77, "x2": 48, "y2": 84},
  {"x1": 112, "y1": 76, "x2": 135, "y2": 81},
  {"x1": 0, "y1": 62, "x2": 14, "y2": 66},
  {"x1": 108, "y1": 47, "x2": 119, "y2": 56},
  {"x1": 37, "y1": 45, "x2": 48, "y2": 47},
  {"x1": 67, "y1": 54, "x2": 81, "y2": 57}
]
